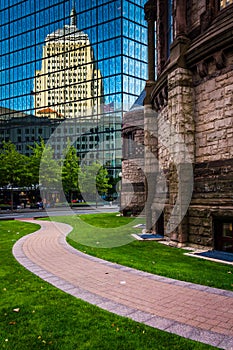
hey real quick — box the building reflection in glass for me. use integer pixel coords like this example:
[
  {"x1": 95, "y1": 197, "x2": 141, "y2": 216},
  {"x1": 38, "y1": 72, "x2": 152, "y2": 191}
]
[{"x1": 0, "y1": 0, "x2": 148, "y2": 181}]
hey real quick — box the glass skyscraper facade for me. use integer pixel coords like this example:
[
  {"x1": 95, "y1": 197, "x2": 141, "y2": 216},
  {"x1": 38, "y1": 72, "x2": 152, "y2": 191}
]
[
  {"x1": 0, "y1": 0, "x2": 148, "y2": 178},
  {"x1": 75, "y1": 0, "x2": 147, "y2": 109}
]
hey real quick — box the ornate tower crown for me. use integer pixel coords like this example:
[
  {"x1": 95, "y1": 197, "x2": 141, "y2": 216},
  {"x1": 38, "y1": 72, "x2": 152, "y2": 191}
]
[{"x1": 70, "y1": 4, "x2": 77, "y2": 26}]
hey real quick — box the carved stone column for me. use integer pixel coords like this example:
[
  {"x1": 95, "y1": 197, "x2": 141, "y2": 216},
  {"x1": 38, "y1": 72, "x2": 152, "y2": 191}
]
[
  {"x1": 174, "y1": 0, "x2": 187, "y2": 38},
  {"x1": 144, "y1": 105, "x2": 158, "y2": 232},
  {"x1": 166, "y1": 67, "x2": 195, "y2": 245},
  {"x1": 200, "y1": 0, "x2": 217, "y2": 32},
  {"x1": 169, "y1": 0, "x2": 189, "y2": 68},
  {"x1": 144, "y1": 0, "x2": 158, "y2": 232},
  {"x1": 209, "y1": 0, "x2": 218, "y2": 16},
  {"x1": 157, "y1": 0, "x2": 168, "y2": 75},
  {"x1": 144, "y1": 0, "x2": 157, "y2": 101}
]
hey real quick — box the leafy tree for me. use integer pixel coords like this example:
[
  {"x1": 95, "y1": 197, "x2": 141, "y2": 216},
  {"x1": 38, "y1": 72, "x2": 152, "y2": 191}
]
[
  {"x1": 79, "y1": 162, "x2": 112, "y2": 207},
  {"x1": 31, "y1": 140, "x2": 60, "y2": 205},
  {"x1": 0, "y1": 142, "x2": 30, "y2": 210},
  {"x1": 62, "y1": 143, "x2": 80, "y2": 205},
  {"x1": 29, "y1": 139, "x2": 46, "y2": 187},
  {"x1": 107, "y1": 175, "x2": 121, "y2": 201}
]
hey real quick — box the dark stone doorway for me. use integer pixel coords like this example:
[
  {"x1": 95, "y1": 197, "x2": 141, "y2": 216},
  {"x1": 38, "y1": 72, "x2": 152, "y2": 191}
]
[
  {"x1": 214, "y1": 217, "x2": 233, "y2": 252},
  {"x1": 156, "y1": 211, "x2": 164, "y2": 236}
]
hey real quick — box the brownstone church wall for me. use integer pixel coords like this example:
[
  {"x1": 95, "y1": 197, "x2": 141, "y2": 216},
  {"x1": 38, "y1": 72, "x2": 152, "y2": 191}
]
[
  {"x1": 121, "y1": 108, "x2": 145, "y2": 216},
  {"x1": 188, "y1": 62, "x2": 233, "y2": 248},
  {"x1": 189, "y1": 159, "x2": 233, "y2": 247},
  {"x1": 122, "y1": 1, "x2": 233, "y2": 251},
  {"x1": 194, "y1": 69, "x2": 233, "y2": 163}
]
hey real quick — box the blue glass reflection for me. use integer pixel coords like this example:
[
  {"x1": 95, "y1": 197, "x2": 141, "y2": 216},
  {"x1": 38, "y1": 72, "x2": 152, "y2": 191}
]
[{"x1": 0, "y1": 0, "x2": 148, "y2": 113}]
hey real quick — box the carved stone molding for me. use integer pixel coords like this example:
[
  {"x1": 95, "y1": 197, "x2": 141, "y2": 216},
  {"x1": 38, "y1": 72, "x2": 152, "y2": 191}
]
[
  {"x1": 195, "y1": 49, "x2": 227, "y2": 80},
  {"x1": 144, "y1": 80, "x2": 156, "y2": 105},
  {"x1": 213, "y1": 50, "x2": 226, "y2": 69},
  {"x1": 200, "y1": 9, "x2": 213, "y2": 33},
  {"x1": 153, "y1": 84, "x2": 168, "y2": 111},
  {"x1": 186, "y1": 5, "x2": 233, "y2": 68},
  {"x1": 196, "y1": 61, "x2": 208, "y2": 78},
  {"x1": 161, "y1": 86, "x2": 168, "y2": 105}
]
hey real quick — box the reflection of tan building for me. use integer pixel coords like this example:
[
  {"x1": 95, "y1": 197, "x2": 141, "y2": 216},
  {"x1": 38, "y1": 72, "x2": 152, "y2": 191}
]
[
  {"x1": 37, "y1": 107, "x2": 63, "y2": 119},
  {"x1": 34, "y1": 7, "x2": 102, "y2": 118},
  {"x1": 0, "y1": 107, "x2": 29, "y2": 120},
  {"x1": 0, "y1": 112, "x2": 62, "y2": 156}
]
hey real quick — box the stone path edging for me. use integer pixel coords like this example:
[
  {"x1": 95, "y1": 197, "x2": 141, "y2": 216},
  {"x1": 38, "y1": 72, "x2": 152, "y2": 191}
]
[{"x1": 13, "y1": 220, "x2": 233, "y2": 349}]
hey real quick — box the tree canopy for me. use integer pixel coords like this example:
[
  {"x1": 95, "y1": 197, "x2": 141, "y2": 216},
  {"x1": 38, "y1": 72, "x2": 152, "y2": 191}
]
[
  {"x1": 79, "y1": 162, "x2": 112, "y2": 205},
  {"x1": 62, "y1": 142, "x2": 80, "y2": 204},
  {"x1": 0, "y1": 142, "x2": 32, "y2": 209},
  {"x1": 0, "y1": 141, "x2": 113, "y2": 207}
]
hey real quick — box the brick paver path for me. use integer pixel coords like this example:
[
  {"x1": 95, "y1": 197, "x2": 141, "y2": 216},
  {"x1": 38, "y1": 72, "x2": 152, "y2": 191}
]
[{"x1": 13, "y1": 220, "x2": 233, "y2": 349}]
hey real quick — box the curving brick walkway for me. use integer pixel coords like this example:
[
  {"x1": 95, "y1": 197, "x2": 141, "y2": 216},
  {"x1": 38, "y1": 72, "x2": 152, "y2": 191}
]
[{"x1": 13, "y1": 220, "x2": 233, "y2": 349}]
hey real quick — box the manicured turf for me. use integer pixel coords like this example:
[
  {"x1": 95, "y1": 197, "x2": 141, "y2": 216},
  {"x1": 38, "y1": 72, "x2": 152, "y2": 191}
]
[
  {"x1": 51, "y1": 213, "x2": 233, "y2": 291},
  {"x1": 0, "y1": 219, "x2": 217, "y2": 349}
]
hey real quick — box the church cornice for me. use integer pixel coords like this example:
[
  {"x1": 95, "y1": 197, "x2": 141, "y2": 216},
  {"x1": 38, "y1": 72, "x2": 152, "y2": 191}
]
[{"x1": 185, "y1": 5, "x2": 233, "y2": 68}]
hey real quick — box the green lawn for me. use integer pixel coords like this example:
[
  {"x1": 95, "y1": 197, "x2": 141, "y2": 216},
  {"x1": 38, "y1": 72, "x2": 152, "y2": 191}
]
[
  {"x1": 50, "y1": 213, "x2": 233, "y2": 291},
  {"x1": 0, "y1": 219, "x2": 217, "y2": 349}
]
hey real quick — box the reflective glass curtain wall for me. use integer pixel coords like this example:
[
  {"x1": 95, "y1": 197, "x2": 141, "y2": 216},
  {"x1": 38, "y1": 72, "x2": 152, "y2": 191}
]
[
  {"x1": 0, "y1": 0, "x2": 148, "y2": 176},
  {"x1": 77, "y1": 0, "x2": 148, "y2": 109},
  {"x1": 0, "y1": 0, "x2": 147, "y2": 114}
]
